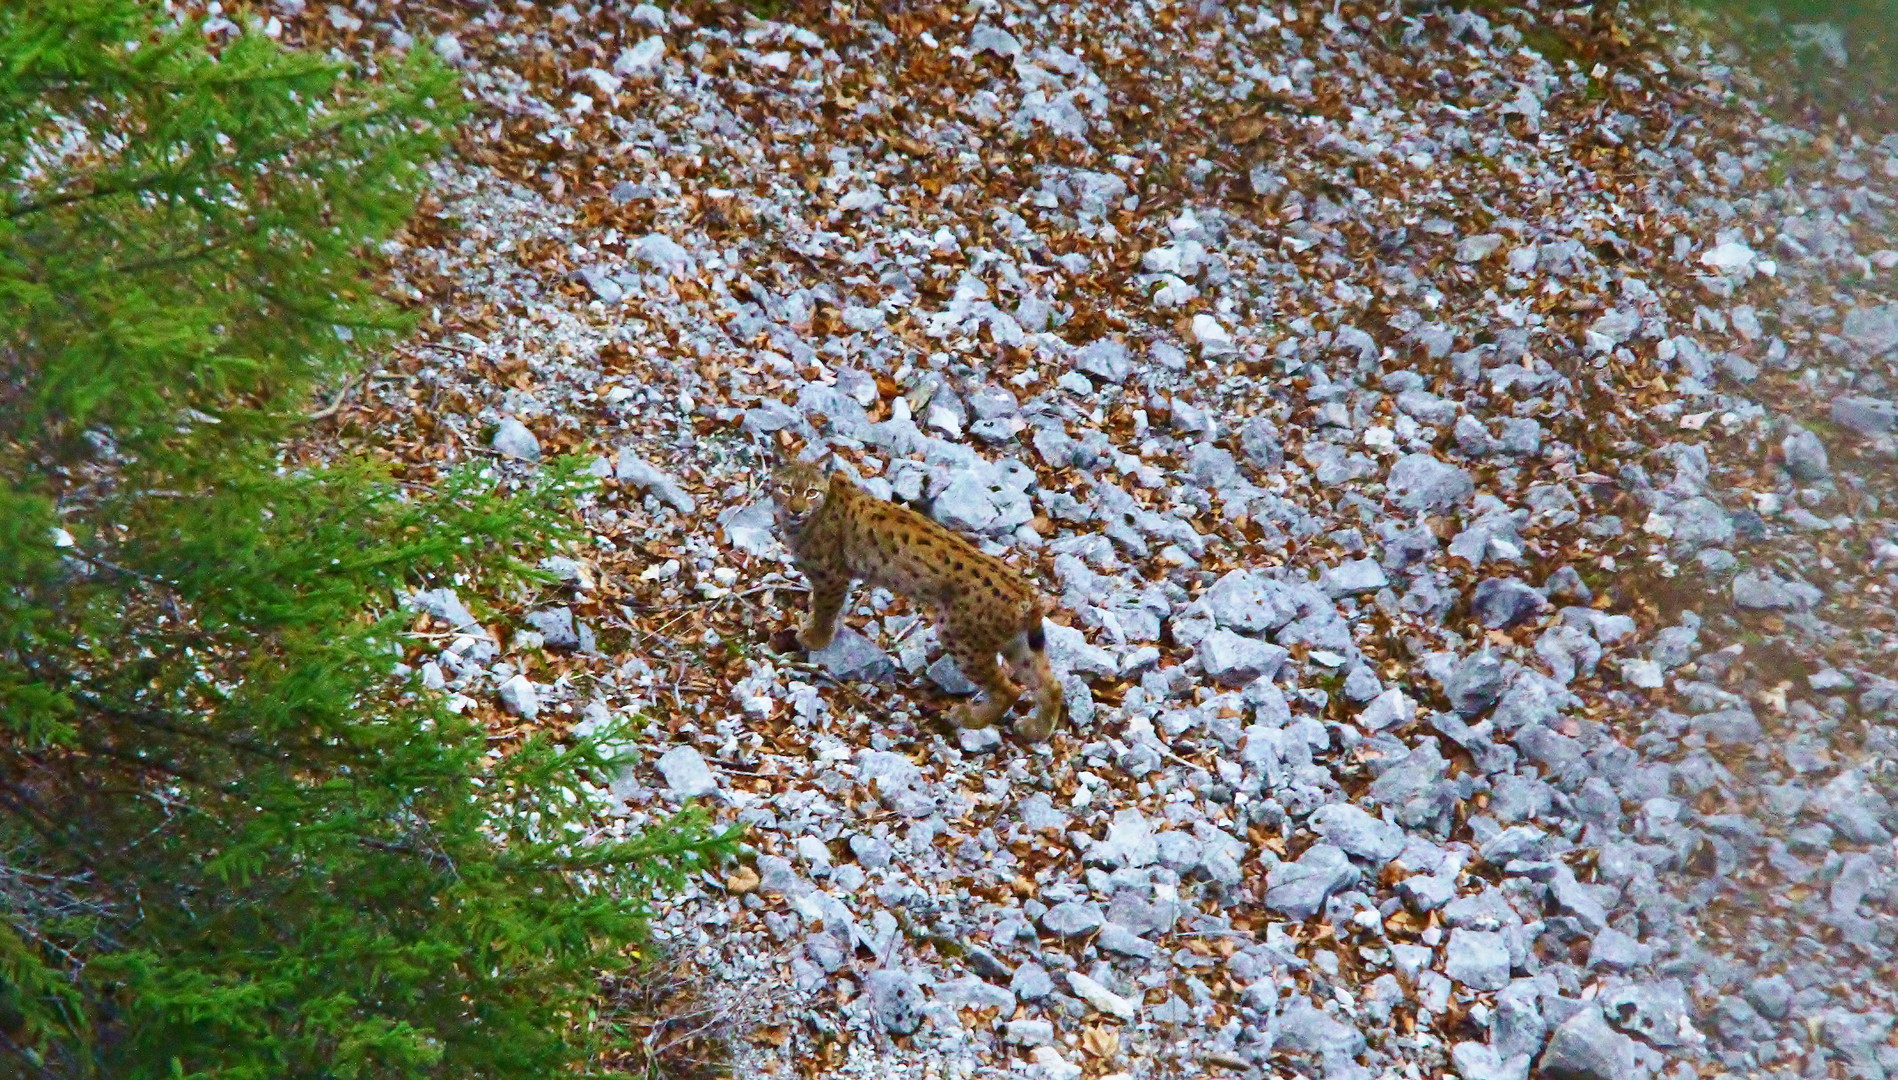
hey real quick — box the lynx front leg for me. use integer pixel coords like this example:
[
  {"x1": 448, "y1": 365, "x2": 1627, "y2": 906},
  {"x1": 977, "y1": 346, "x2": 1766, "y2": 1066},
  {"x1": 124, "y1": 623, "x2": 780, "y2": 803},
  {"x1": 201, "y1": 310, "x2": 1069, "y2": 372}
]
[{"x1": 797, "y1": 572, "x2": 849, "y2": 651}]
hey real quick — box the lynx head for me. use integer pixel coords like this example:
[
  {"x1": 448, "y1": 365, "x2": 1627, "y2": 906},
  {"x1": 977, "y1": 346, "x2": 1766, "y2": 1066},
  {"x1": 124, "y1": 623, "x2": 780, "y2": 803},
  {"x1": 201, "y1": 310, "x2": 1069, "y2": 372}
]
[{"x1": 768, "y1": 455, "x2": 830, "y2": 532}]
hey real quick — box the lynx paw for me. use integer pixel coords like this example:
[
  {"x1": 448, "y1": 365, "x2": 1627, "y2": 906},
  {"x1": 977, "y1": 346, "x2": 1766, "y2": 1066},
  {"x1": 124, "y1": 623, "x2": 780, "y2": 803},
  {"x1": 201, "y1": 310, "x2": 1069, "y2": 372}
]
[
  {"x1": 1015, "y1": 686, "x2": 1064, "y2": 742},
  {"x1": 949, "y1": 703, "x2": 993, "y2": 730},
  {"x1": 796, "y1": 622, "x2": 835, "y2": 651},
  {"x1": 1014, "y1": 708, "x2": 1058, "y2": 742}
]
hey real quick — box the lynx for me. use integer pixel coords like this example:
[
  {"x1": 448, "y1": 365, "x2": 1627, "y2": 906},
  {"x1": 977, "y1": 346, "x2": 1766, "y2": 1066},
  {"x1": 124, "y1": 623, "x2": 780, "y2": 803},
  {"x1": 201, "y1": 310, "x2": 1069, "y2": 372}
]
[{"x1": 768, "y1": 456, "x2": 1063, "y2": 741}]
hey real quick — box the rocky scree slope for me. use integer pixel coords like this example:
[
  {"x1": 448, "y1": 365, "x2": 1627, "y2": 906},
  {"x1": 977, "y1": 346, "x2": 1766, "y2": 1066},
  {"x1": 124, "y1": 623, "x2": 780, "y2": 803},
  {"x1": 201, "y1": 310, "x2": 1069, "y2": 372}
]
[{"x1": 267, "y1": 0, "x2": 1898, "y2": 1077}]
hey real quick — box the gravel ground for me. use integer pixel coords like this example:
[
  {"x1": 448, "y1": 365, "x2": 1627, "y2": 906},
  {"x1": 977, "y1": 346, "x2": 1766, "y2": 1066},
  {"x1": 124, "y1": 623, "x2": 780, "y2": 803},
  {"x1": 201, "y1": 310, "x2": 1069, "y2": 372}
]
[{"x1": 268, "y1": 0, "x2": 1898, "y2": 1077}]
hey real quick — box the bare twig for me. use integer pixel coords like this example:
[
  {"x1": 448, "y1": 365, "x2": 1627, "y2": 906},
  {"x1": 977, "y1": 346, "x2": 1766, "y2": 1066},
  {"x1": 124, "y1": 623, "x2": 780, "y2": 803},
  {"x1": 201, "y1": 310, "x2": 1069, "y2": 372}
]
[{"x1": 309, "y1": 369, "x2": 372, "y2": 420}]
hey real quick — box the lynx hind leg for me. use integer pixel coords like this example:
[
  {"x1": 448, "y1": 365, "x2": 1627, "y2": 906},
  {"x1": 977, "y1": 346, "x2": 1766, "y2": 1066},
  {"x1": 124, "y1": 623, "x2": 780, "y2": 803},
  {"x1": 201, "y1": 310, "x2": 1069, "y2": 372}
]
[
  {"x1": 945, "y1": 630, "x2": 1021, "y2": 731},
  {"x1": 1004, "y1": 632, "x2": 1063, "y2": 742},
  {"x1": 797, "y1": 572, "x2": 848, "y2": 652}
]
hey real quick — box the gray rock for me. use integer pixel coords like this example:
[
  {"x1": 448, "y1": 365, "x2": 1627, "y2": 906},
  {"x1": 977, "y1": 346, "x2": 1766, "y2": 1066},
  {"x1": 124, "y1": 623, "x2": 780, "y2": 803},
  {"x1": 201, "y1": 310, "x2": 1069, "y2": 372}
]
[
  {"x1": 1196, "y1": 628, "x2": 1289, "y2": 686},
  {"x1": 1321, "y1": 558, "x2": 1389, "y2": 597},
  {"x1": 1832, "y1": 395, "x2": 1896, "y2": 436},
  {"x1": 1359, "y1": 688, "x2": 1417, "y2": 731},
  {"x1": 928, "y1": 653, "x2": 979, "y2": 695},
  {"x1": 811, "y1": 629, "x2": 894, "y2": 681},
  {"x1": 1586, "y1": 927, "x2": 1643, "y2": 972},
  {"x1": 1016, "y1": 792, "x2": 1069, "y2": 832},
  {"x1": 1456, "y1": 233, "x2": 1505, "y2": 262},
  {"x1": 615, "y1": 453, "x2": 696, "y2": 513},
  {"x1": 1399, "y1": 873, "x2": 1457, "y2": 912},
  {"x1": 1815, "y1": 768, "x2": 1895, "y2": 843},
  {"x1": 1445, "y1": 651, "x2": 1505, "y2": 717},
  {"x1": 865, "y1": 968, "x2": 924, "y2": 1035},
  {"x1": 1494, "y1": 980, "x2": 1548, "y2": 1061},
  {"x1": 805, "y1": 933, "x2": 846, "y2": 973},
  {"x1": 1600, "y1": 981, "x2": 1693, "y2": 1048},
  {"x1": 1264, "y1": 843, "x2": 1359, "y2": 920},
  {"x1": 1471, "y1": 577, "x2": 1548, "y2": 629},
  {"x1": 1842, "y1": 303, "x2": 1898, "y2": 356},
  {"x1": 932, "y1": 471, "x2": 998, "y2": 531},
  {"x1": 856, "y1": 750, "x2": 934, "y2": 817},
  {"x1": 1240, "y1": 417, "x2": 1284, "y2": 469},
  {"x1": 1450, "y1": 1041, "x2": 1530, "y2": 1080},
  {"x1": 857, "y1": 749, "x2": 922, "y2": 790},
  {"x1": 1444, "y1": 928, "x2": 1512, "y2": 990},
  {"x1": 491, "y1": 417, "x2": 541, "y2": 460},
  {"x1": 1397, "y1": 389, "x2": 1460, "y2": 427},
  {"x1": 935, "y1": 975, "x2": 1014, "y2": 1013},
  {"x1": 1041, "y1": 900, "x2": 1105, "y2": 937},
  {"x1": 656, "y1": 745, "x2": 717, "y2": 799},
  {"x1": 407, "y1": 586, "x2": 481, "y2": 629},
  {"x1": 1277, "y1": 995, "x2": 1368, "y2": 1058},
  {"x1": 496, "y1": 673, "x2": 539, "y2": 719},
  {"x1": 1097, "y1": 922, "x2": 1157, "y2": 959},
  {"x1": 1187, "y1": 443, "x2": 1240, "y2": 489},
  {"x1": 1810, "y1": 667, "x2": 1856, "y2": 691},
  {"x1": 755, "y1": 855, "x2": 803, "y2": 896},
  {"x1": 1387, "y1": 453, "x2": 1475, "y2": 513},
  {"x1": 1745, "y1": 975, "x2": 1793, "y2": 1020},
  {"x1": 1309, "y1": 804, "x2": 1405, "y2": 864},
  {"x1": 1044, "y1": 622, "x2": 1117, "y2": 679},
  {"x1": 1107, "y1": 890, "x2": 1178, "y2": 937},
  {"x1": 1343, "y1": 664, "x2": 1384, "y2": 702},
  {"x1": 579, "y1": 266, "x2": 623, "y2": 303},
  {"x1": 1535, "y1": 625, "x2": 1600, "y2": 685},
  {"x1": 1090, "y1": 808, "x2": 1159, "y2": 869},
  {"x1": 1478, "y1": 825, "x2": 1548, "y2": 864},
  {"x1": 525, "y1": 607, "x2": 579, "y2": 650},
  {"x1": 1011, "y1": 962, "x2": 1055, "y2": 1001},
  {"x1": 1781, "y1": 426, "x2": 1831, "y2": 481},
  {"x1": 968, "y1": 385, "x2": 1021, "y2": 421},
  {"x1": 958, "y1": 725, "x2": 1003, "y2": 754},
  {"x1": 1490, "y1": 773, "x2": 1552, "y2": 823},
  {"x1": 1431, "y1": 710, "x2": 1518, "y2": 775},
  {"x1": 1664, "y1": 497, "x2": 1736, "y2": 549},
  {"x1": 969, "y1": 24, "x2": 1022, "y2": 58},
  {"x1": 1689, "y1": 708, "x2": 1763, "y2": 746},
  {"x1": 1649, "y1": 620, "x2": 1701, "y2": 669},
  {"x1": 1547, "y1": 864, "x2": 1610, "y2": 932},
  {"x1": 1455, "y1": 414, "x2": 1498, "y2": 457},
  {"x1": 849, "y1": 833, "x2": 894, "y2": 869},
  {"x1": 1731, "y1": 570, "x2": 1820, "y2": 611},
  {"x1": 1369, "y1": 739, "x2": 1456, "y2": 828},
  {"x1": 1003, "y1": 1019, "x2": 1054, "y2": 1046},
  {"x1": 1821, "y1": 1009, "x2": 1896, "y2": 1075},
  {"x1": 1202, "y1": 570, "x2": 1299, "y2": 633},
  {"x1": 1067, "y1": 971, "x2": 1137, "y2": 1020},
  {"x1": 1540, "y1": 1007, "x2": 1636, "y2": 1080},
  {"x1": 1496, "y1": 416, "x2": 1542, "y2": 457},
  {"x1": 1543, "y1": 565, "x2": 1592, "y2": 604},
  {"x1": 965, "y1": 944, "x2": 1013, "y2": 981},
  {"x1": 633, "y1": 233, "x2": 693, "y2": 276},
  {"x1": 1076, "y1": 338, "x2": 1132, "y2": 383}
]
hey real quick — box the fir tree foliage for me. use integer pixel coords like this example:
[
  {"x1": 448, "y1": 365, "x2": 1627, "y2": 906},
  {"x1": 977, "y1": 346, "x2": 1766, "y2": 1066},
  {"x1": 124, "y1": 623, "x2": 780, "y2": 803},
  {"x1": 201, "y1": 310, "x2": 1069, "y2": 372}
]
[{"x1": 0, "y1": 3, "x2": 732, "y2": 1076}]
